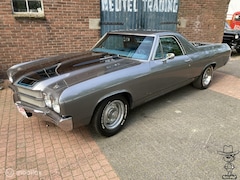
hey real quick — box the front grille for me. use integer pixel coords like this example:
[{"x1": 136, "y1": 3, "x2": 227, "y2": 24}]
[{"x1": 17, "y1": 86, "x2": 45, "y2": 108}]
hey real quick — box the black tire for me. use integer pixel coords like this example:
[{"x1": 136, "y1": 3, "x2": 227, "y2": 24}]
[
  {"x1": 92, "y1": 95, "x2": 129, "y2": 137},
  {"x1": 236, "y1": 48, "x2": 240, "y2": 53},
  {"x1": 192, "y1": 65, "x2": 214, "y2": 89}
]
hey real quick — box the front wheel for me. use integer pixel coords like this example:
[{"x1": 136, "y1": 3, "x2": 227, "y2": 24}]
[
  {"x1": 236, "y1": 48, "x2": 240, "y2": 53},
  {"x1": 92, "y1": 96, "x2": 129, "y2": 137},
  {"x1": 193, "y1": 65, "x2": 214, "y2": 89}
]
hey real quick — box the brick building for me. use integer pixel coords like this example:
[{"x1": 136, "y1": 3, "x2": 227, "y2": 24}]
[{"x1": 0, "y1": 0, "x2": 230, "y2": 79}]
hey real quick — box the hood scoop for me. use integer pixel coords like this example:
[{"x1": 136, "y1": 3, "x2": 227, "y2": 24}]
[{"x1": 18, "y1": 64, "x2": 60, "y2": 87}]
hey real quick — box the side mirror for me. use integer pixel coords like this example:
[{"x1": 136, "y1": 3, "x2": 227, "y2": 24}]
[
  {"x1": 166, "y1": 53, "x2": 175, "y2": 59},
  {"x1": 162, "y1": 53, "x2": 175, "y2": 62}
]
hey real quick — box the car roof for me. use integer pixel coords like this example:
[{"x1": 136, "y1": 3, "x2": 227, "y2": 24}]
[{"x1": 107, "y1": 30, "x2": 178, "y2": 36}]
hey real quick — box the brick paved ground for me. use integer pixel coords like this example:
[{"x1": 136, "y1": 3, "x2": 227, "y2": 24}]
[
  {"x1": 0, "y1": 89, "x2": 119, "y2": 179},
  {"x1": 210, "y1": 55, "x2": 240, "y2": 99}
]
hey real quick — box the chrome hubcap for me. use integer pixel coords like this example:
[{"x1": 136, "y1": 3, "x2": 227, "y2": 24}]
[
  {"x1": 202, "y1": 67, "x2": 213, "y2": 86},
  {"x1": 102, "y1": 100, "x2": 125, "y2": 130}
]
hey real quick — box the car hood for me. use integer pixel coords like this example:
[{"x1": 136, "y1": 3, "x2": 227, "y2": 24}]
[{"x1": 8, "y1": 51, "x2": 141, "y2": 91}]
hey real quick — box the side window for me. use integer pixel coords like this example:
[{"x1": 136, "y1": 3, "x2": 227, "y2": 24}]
[
  {"x1": 154, "y1": 41, "x2": 164, "y2": 59},
  {"x1": 12, "y1": 0, "x2": 44, "y2": 17},
  {"x1": 160, "y1": 37, "x2": 183, "y2": 57}
]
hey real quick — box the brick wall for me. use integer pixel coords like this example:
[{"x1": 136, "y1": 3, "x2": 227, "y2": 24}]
[
  {"x1": 177, "y1": 0, "x2": 230, "y2": 42},
  {"x1": 0, "y1": 0, "x2": 230, "y2": 79},
  {"x1": 0, "y1": 0, "x2": 100, "y2": 78}
]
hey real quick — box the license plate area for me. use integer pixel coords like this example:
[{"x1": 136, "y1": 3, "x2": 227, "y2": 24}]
[{"x1": 16, "y1": 104, "x2": 29, "y2": 118}]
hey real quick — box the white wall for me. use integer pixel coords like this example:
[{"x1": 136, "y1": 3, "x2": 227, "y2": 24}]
[{"x1": 227, "y1": 0, "x2": 240, "y2": 20}]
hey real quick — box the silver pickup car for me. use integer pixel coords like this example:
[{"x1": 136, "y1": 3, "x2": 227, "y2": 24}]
[{"x1": 7, "y1": 31, "x2": 231, "y2": 136}]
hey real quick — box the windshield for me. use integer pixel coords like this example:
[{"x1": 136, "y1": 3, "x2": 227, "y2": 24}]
[{"x1": 92, "y1": 34, "x2": 154, "y2": 61}]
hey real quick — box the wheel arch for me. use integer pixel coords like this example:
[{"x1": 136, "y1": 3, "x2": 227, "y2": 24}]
[
  {"x1": 192, "y1": 63, "x2": 214, "y2": 89},
  {"x1": 194, "y1": 62, "x2": 216, "y2": 81},
  {"x1": 90, "y1": 90, "x2": 133, "y2": 122},
  {"x1": 203, "y1": 62, "x2": 216, "y2": 71}
]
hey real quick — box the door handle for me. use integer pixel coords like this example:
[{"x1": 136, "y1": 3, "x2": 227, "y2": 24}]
[{"x1": 185, "y1": 59, "x2": 192, "y2": 63}]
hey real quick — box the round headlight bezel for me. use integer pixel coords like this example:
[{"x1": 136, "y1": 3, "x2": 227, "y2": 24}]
[
  {"x1": 235, "y1": 34, "x2": 239, "y2": 39},
  {"x1": 52, "y1": 99, "x2": 60, "y2": 113},
  {"x1": 44, "y1": 93, "x2": 61, "y2": 113},
  {"x1": 44, "y1": 94, "x2": 53, "y2": 108}
]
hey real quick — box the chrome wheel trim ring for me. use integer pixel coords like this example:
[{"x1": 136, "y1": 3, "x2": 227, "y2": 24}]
[
  {"x1": 202, "y1": 66, "x2": 213, "y2": 87},
  {"x1": 101, "y1": 100, "x2": 125, "y2": 130}
]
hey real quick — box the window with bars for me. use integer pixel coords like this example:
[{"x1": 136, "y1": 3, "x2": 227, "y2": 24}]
[{"x1": 12, "y1": 0, "x2": 44, "y2": 17}]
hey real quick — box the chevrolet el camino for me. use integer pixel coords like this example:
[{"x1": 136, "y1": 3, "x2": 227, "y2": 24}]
[{"x1": 7, "y1": 31, "x2": 231, "y2": 136}]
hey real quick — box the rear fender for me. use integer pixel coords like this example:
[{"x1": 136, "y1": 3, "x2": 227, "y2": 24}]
[{"x1": 204, "y1": 62, "x2": 216, "y2": 70}]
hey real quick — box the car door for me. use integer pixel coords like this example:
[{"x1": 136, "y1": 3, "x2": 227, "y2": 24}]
[{"x1": 148, "y1": 36, "x2": 193, "y2": 95}]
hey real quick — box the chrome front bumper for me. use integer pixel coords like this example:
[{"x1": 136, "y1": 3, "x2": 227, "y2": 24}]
[
  {"x1": 15, "y1": 101, "x2": 73, "y2": 132},
  {"x1": 36, "y1": 112, "x2": 73, "y2": 132},
  {"x1": 10, "y1": 84, "x2": 73, "y2": 132}
]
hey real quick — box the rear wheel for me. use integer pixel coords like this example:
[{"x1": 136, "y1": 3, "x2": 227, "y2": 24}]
[
  {"x1": 193, "y1": 65, "x2": 214, "y2": 89},
  {"x1": 92, "y1": 95, "x2": 129, "y2": 137}
]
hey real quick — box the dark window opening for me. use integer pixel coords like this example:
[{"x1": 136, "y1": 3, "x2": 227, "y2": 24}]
[{"x1": 12, "y1": 0, "x2": 44, "y2": 15}]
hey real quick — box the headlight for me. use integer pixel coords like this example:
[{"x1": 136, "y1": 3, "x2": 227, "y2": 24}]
[
  {"x1": 52, "y1": 99, "x2": 60, "y2": 113},
  {"x1": 44, "y1": 93, "x2": 61, "y2": 113},
  {"x1": 44, "y1": 94, "x2": 53, "y2": 108},
  {"x1": 235, "y1": 34, "x2": 239, "y2": 39}
]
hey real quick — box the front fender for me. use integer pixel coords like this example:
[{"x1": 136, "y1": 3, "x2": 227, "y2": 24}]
[
  {"x1": 58, "y1": 80, "x2": 133, "y2": 128},
  {"x1": 96, "y1": 89, "x2": 132, "y2": 106}
]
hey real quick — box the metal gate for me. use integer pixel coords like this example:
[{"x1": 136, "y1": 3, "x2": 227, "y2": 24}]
[{"x1": 100, "y1": 0, "x2": 179, "y2": 35}]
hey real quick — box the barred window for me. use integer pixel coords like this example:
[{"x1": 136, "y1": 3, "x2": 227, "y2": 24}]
[{"x1": 12, "y1": 0, "x2": 44, "y2": 17}]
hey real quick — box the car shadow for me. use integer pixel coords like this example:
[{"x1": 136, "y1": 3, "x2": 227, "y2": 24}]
[{"x1": 124, "y1": 85, "x2": 199, "y2": 127}]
